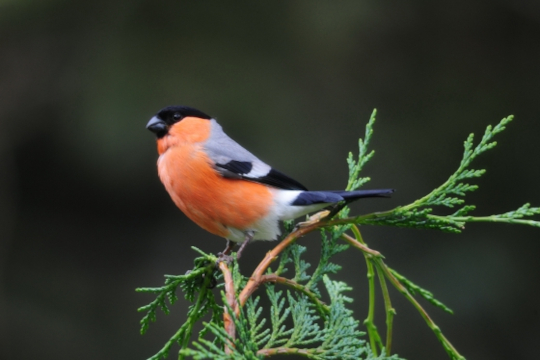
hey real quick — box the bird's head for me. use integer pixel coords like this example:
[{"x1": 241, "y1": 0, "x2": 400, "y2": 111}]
[{"x1": 146, "y1": 105, "x2": 212, "y2": 138}]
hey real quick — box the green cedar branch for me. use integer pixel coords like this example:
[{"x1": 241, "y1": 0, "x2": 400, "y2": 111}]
[
  {"x1": 341, "y1": 232, "x2": 464, "y2": 360},
  {"x1": 349, "y1": 225, "x2": 384, "y2": 356},
  {"x1": 351, "y1": 223, "x2": 396, "y2": 356}
]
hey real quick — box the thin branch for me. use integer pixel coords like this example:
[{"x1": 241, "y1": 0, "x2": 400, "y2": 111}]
[
  {"x1": 374, "y1": 259, "x2": 464, "y2": 360},
  {"x1": 437, "y1": 214, "x2": 540, "y2": 227},
  {"x1": 364, "y1": 250, "x2": 381, "y2": 356},
  {"x1": 218, "y1": 261, "x2": 236, "y2": 354},
  {"x1": 327, "y1": 209, "x2": 398, "y2": 227},
  {"x1": 350, "y1": 225, "x2": 395, "y2": 355},
  {"x1": 257, "y1": 347, "x2": 324, "y2": 357},
  {"x1": 237, "y1": 218, "x2": 325, "y2": 313},
  {"x1": 347, "y1": 226, "x2": 383, "y2": 355},
  {"x1": 376, "y1": 265, "x2": 395, "y2": 355},
  {"x1": 341, "y1": 232, "x2": 463, "y2": 359},
  {"x1": 341, "y1": 233, "x2": 383, "y2": 258}
]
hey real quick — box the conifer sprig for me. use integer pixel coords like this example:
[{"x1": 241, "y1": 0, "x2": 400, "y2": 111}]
[
  {"x1": 182, "y1": 276, "x2": 403, "y2": 359},
  {"x1": 346, "y1": 108, "x2": 376, "y2": 191},
  {"x1": 332, "y1": 114, "x2": 540, "y2": 233},
  {"x1": 138, "y1": 111, "x2": 538, "y2": 360},
  {"x1": 390, "y1": 268, "x2": 453, "y2": 315},
  {"x1": 404, "y1": 116, "x2": 512, "y2": 211},
  {"x1": 137, "y1": 249, "x2": 222, "y2": 360}
]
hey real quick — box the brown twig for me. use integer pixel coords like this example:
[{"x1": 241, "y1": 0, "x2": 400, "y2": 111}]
[
  {"x1": 341, "y1": 233, "x2": 383, "y2": 258},
  {"x1": 236, "y1": 218, "x2": 326, "y2": 315},
  {"x1": 257, "y1": 347, "x2": 324, "y2": 357},
  {"x1": 218, "y1": 261, "x2": 236, "y2": 354}
]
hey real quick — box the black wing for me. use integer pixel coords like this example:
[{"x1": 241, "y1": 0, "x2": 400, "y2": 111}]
[{"x1": 214, "y1": 160, "x2": 308, "y2": 191}]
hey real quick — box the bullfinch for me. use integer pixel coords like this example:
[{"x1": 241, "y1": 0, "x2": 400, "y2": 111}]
[{"x1": 147, "y1": 105, "x2": 393, "y2": 257}]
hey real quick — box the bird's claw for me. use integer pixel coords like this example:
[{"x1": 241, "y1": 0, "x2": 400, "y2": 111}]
[{"x1": 216, "y1": 253, "x2": 235, "y2": 266}]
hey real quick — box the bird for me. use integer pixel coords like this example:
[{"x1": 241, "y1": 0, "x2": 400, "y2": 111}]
[{"x1": 146, "y1": 105, "x2": 393, "y2": 258}]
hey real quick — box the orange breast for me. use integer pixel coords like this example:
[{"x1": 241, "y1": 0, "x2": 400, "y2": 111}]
[{"x1": 156, "y1": 118, "x2": 273, "y2": 238}]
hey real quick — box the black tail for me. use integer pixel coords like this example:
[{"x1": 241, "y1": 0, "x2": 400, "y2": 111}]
[
  {"x1": 291, "y1": 189, "x2": 394, "y2": 206},
  {"x1": 330, "y1": 189, "x2": 394, "y2": 202}
]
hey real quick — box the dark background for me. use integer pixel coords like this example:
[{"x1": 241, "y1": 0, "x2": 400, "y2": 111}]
[{"x1": 2, "y1": 1, "x2": 540, "y2": 359}]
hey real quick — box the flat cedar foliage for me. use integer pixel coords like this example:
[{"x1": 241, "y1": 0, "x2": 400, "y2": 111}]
[{"x1": 137, "y1": 111, "x2": 540, "y2": 360}]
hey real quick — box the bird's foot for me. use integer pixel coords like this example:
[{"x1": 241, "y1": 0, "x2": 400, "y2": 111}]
[
  {"x1": 216, "y1": 239, "x2": 236, "y2": 266},
  {"x1": 218, "y1": 239, "x2": 236, "y2": 256},
  {"x1": 236, "y1": 231, "x2": 254, "y2": 259},
  {"x1": 216, "y1": 253, "x2": 235, "y2": 265}
]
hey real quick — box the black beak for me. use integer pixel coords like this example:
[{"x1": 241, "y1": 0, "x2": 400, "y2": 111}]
[{"x1": 146, "y1": 116, "x2": 168, "y2": 138}]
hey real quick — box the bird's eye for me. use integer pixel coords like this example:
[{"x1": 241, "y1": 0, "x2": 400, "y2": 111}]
[{"x1": 173, "y1": 113, "x2": 182, "y2": 121}]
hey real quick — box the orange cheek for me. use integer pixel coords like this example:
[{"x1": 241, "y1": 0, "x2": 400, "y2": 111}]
[
  {"x1": 156, "y1": 117, "x2": 212, "y2": 155},
  {"x1": 157, "y1": 140, "x2": 167, "y2": 155}
]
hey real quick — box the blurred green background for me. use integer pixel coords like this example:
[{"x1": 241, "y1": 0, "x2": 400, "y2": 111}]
[{"x1": 2, "y1": 1, "x2": 540, "y2": 359}]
